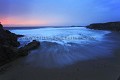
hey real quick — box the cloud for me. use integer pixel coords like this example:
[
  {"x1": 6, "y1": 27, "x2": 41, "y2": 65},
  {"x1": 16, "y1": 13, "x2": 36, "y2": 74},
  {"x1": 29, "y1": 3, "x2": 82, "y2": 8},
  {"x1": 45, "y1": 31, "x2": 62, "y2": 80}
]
[{"x1": 0, "y1": 0, "x2": 120, "y2": 26}]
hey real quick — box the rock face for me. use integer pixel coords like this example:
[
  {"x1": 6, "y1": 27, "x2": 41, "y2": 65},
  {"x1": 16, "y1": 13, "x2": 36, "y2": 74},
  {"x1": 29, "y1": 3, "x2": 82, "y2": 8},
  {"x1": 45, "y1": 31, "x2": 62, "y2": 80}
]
[
  {"x1": 87, "y1": 22, "x2": 120, "y2": 31},
  {"x1": 0, "y1": 23, "x2": 40, "y2": 66},
  {"x1": 0, "y1": 23, "x2": 19, "y2": 65},
  {"x1": 0, "y1": 26, "x2": 20, "y2": 47},
  {"x1": 18, "y1": 40, "x2": 40, "y2": 56}
]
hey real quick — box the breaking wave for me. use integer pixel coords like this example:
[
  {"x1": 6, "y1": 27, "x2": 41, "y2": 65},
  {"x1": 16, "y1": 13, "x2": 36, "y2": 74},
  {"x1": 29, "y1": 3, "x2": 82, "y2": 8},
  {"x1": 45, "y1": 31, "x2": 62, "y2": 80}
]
[{"x1": 10, "y1": 27, "x2": 114, "y2": 68}]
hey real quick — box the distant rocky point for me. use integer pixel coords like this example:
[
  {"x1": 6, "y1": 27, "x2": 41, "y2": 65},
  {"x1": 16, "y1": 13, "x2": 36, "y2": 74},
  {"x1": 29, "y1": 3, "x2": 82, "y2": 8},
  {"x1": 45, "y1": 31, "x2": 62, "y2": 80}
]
[{"x1": 87, "y1": 22, "x2": 120, "y2": 31}]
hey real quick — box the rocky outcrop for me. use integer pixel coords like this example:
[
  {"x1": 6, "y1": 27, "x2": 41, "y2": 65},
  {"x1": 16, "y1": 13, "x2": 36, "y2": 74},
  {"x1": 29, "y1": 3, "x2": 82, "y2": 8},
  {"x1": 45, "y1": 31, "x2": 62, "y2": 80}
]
[
  {"x1": 87, "y1": 22, "x2": 120, "y2": 31},
  {"x1": 0, "y1": 23, "x2": 40, "y2": 66},
  {"x1": 18, "y1": 40, "x2": 40, "y2": 56},
  {"x1": 0, "y1": 23, "x2": 19, "y2": 65},
  {"x1": 0, "y1": 26, "x2": 21, "y2": 47}
]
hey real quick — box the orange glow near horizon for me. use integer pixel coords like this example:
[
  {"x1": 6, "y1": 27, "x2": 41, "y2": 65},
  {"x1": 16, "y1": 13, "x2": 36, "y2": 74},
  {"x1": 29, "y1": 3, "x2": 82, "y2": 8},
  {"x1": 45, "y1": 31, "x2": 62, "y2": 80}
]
[{"x1": 0, "y1": 17, "x2": 51, "y2": 27}]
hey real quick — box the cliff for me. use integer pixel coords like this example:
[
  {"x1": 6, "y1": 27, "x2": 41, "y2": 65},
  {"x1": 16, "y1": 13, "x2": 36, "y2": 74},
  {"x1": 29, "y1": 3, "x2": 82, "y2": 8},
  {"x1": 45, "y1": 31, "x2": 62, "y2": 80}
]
[
  {"x1": 87, "y1": 22, "x2": 120, "y2": 31},
  {"x1": 0, "y1": 23, "x2": 40, "y2": 66}
]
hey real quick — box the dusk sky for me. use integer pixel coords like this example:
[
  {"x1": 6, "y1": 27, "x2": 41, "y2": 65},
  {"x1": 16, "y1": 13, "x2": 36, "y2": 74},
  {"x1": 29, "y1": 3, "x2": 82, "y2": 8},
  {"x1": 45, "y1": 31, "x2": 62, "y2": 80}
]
[{"x1": 0, "y1": 0, "x2": 120, "y2": 26}]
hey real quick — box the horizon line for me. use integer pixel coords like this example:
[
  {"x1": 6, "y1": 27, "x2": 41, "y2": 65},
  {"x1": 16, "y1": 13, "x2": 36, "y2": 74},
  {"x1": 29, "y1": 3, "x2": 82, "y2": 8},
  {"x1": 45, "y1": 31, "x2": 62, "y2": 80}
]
[
  {"x1": 3, "y1": 25, "x2": 85, "y2": 27},
  {"x1": 2, "y1": 21, "x2": 120, "y2": 27}
]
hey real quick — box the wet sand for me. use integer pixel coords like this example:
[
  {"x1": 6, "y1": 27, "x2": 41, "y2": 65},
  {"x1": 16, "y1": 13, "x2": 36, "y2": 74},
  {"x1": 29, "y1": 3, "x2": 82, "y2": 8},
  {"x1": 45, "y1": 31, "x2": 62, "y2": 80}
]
[{"x1": 0, "y1": 54, "x2": 120, "y2": 80}]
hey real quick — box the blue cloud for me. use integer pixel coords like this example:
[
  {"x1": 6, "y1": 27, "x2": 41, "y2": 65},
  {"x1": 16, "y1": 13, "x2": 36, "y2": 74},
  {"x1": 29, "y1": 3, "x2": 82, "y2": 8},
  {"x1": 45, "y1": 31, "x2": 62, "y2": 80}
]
[{"x1": 0, "y1": 0, "x2": 120, "y2": 25}]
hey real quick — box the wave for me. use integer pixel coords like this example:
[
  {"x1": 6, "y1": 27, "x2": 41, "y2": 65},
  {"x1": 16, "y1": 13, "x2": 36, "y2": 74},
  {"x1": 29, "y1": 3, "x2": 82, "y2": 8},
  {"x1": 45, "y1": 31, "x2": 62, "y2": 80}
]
[
  {"x1": 23, "y1": 40, "x2": 113, "y2": 68},
  {"x1": 10, "y1": 27, "x2": 114, "y2": 68},
  {"x1": 11, "y1": 27, "x2": 110, "y2": 45}
]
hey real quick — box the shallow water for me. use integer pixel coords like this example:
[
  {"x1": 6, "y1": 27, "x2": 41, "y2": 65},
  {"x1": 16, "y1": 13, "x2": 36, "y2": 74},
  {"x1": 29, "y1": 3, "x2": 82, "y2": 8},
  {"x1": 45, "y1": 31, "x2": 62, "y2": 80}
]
[
  {"x1": 11, "y1": 27, "x2": 110, "y2": 44},
  {"x1": 10, "y1": 27, "x2": 120, "y2": 68}
]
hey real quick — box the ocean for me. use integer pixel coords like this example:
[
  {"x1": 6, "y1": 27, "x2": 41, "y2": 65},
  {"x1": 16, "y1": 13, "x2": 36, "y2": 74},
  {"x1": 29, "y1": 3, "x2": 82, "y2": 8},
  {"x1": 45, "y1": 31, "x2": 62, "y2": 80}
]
[
  {"x1": 8, "y1": 26, "x2": 120, "y2": 68},
  {"x1": 1, "y1": 26, "x2": 120, "y2": 80}
]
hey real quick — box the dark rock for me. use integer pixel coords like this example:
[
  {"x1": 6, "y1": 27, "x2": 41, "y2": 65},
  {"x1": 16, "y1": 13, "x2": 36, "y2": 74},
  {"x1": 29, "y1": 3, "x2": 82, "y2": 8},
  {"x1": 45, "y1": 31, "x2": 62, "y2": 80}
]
[
  {"x1": 0, "y1": 23, "x2": 3, "y2": 30},
  {"x1": 18, "y1": 50, "x2": 29, "y2": 57},
  {"x1": 0, "y1": 23, "x2": 40, "y2": 66},
  {"x1": 16, "y1": 35, "x2": 24, "y2": 37},
  {"x1": 0, "y1": 45, "x2": 18, "y2": 66},
  {"x1": 0, "y1": 25, "x2": 20, "y2": 47},
  {"x1": 19, "y1": 40, "x2": 40, "y2": 51},
  {"x1": 18, "y1": 40, "x2": 40, "y2": 56},
  {"x1": 0, "y1": 23, "x2": 19, "y2": 64},
  {"x1": 87, "y1": 22, "x2": 120, "y2": 31}
]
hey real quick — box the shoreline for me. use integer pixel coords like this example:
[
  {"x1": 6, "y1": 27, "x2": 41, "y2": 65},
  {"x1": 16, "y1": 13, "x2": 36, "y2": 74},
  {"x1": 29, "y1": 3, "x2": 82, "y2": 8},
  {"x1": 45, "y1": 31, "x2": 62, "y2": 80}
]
[
  {"x1": 0, "y1": 53, "x2": 120, "y2": 80},
  {"x1": 1, "y1": 22, "x2": 120, "y2": 80}
]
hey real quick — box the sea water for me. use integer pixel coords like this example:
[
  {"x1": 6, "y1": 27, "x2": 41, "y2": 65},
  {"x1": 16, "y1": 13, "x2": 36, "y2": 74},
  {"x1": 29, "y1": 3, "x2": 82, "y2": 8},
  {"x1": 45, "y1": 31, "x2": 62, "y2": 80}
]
[{"x1": 10, "y1": 27, "x2": 118, "y2": 68}]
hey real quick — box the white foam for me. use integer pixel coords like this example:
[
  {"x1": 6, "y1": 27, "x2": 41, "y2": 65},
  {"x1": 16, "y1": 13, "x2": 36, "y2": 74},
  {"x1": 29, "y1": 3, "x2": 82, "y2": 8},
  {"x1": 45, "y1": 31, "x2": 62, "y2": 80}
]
[
  {"x1": 11, "y1": 27, "x2": 110, "y2": 45},
  {"x1": 10, "y1": 27, "x2": 112, "y2": 68}
]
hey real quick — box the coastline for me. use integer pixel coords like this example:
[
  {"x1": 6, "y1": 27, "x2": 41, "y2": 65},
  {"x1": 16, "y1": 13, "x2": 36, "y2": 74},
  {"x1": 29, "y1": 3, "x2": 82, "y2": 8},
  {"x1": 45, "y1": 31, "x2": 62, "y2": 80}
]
[
  {"x1": 0, "y1": 31, "x2": 120, "y2": 80},
  {"x1": 0, "y1": 23, "x2": 40, "y2": 67},
  {"x1": 87, "y1": 22, "x2": 120, "y2": 31},
  {"x1": 0, "y1": 22, "x2": 120, "y2": 80}
]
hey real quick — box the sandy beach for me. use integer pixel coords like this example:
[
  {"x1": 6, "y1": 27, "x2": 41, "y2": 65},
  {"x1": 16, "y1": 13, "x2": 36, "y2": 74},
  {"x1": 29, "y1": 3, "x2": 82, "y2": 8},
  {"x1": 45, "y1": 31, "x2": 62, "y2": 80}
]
[{"x1": 0, "y1": 54, "x2": 120, "y2": 80}]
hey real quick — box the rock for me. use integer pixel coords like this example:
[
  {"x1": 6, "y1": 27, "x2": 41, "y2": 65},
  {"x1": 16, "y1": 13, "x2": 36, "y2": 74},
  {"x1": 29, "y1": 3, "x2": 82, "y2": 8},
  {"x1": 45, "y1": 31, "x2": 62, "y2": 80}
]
[
  {"x1": 87, "y1": 22, "x2": 120, "y2": 31},
  {"x1": 0, "y1": 23, "x2": 20, "y2": 65},
  {"x1": 19, "y1": 40, "x2": 40, "y2": 51},
  {"x1": 0, "y1": 23, "x2": 3, "y2": 30},
  {"x1": 0, "y1": 45, "x2": 18, "y2": 66},
  {"x1": 18, "y1": 50, "x2": 29, "y2": 57},
  {"x1": 18, "y1": 40, "x2": 40, "y2": 57},
  {"x1": 0, "y1": 23, "x2": 40, "y2": 66},
  {"x1": 0, "y1": 26, "x2": 20, "y2": 47},
  {"x1": 16, "y1": 35, "x2": 24, "y2": 37}
]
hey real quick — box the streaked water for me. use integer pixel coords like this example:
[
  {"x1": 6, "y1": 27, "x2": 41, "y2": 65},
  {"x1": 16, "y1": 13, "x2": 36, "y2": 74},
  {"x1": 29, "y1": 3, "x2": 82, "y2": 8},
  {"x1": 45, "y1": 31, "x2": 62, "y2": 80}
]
[
  {"x1": 10, "y1": 27, "x2": 118, "y2": 68},
  {"x1": 11, "y1": 27, "x2": 110, "y2": 45}
]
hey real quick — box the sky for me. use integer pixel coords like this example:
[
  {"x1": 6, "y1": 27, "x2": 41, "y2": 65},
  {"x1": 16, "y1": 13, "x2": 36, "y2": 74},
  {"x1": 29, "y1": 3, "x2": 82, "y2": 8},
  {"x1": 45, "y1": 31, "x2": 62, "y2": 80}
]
[{"x1": 0, "y1": 0, "x2": 120, "y2": 26}]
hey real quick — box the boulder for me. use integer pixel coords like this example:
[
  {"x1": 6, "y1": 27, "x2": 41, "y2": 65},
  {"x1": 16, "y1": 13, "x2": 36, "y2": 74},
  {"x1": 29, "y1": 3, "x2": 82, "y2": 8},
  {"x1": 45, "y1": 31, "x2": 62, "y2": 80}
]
[
  {"x1": 16, "y1": 34, "x2": 24, "y2": 37},
  {"x1": 87, "y1": 22, "x2": 120, "y2": 31},
  {"x1": 18, "y1": 40, "x2": 40, "y2": 56}
]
